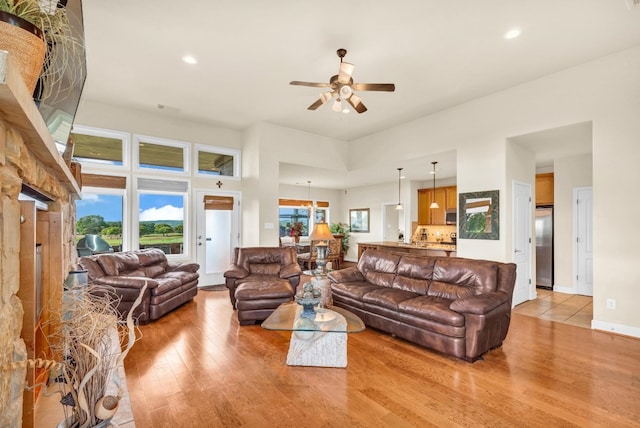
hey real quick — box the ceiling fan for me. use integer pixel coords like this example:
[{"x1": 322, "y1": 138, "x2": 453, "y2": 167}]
[{"x1": 290, "y1": 48, "x2": 395, "y2": 114}]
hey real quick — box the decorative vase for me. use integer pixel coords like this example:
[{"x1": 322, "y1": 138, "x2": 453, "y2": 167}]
[{"x1": 0, "y1": 11, "x2": 46, "y2": 93}]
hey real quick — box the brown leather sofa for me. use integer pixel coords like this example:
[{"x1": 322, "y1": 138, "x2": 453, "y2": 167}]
[
  {"x1": 77, "y1": 248, "x2": 200, "y2": 324},
  {"x1": 327, "y1": 249, "x2": 517, "y2": 362},
  {"x1": 224, "y1": 247, "x2": 302, "y2": 325}
]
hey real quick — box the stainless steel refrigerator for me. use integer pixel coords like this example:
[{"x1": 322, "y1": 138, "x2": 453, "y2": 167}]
[{"x1": 535, "y1": 207, "x2": 553, "y2": 288}]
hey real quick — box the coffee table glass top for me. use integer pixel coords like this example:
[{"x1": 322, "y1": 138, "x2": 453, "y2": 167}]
[{"x1": 262, "y1": 302, "x2": 365, "y2": 333}]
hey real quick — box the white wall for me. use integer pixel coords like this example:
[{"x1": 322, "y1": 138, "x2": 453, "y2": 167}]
[{"x1": 553, "y1": 153, "x2": 593, "y2": 292}]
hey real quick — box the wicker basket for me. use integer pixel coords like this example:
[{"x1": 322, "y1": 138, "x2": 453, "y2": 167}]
[{"x1": 0, "y1": 11, "x2": 46, "y2": 93}]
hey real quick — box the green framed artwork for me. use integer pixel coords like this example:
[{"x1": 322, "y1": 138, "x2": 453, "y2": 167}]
[{"x1": 458, "y1": 190, "x2": 499, "y2": 240}]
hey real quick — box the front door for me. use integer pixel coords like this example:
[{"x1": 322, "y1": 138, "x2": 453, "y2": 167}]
[
  {"x1": 512, "y1": 181, "x2": 532, "y2": 306},
  {"x1": 195, "y1": 190, "x2": 240, "y2": 286},
  {"x1": 575, "y1": 187, "x2": 593, "y2": 296}
]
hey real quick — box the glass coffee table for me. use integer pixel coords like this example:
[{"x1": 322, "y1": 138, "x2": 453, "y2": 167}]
[{"x1": 262, "y1": 302, "x2": 365, "y2": 368}]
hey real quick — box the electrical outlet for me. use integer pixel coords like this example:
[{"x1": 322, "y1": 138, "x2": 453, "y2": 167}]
[{"x1": 606, "y1": 298, "x2": 616, "y2": 310}]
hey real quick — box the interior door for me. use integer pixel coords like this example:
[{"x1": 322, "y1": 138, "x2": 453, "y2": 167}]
[
  {"x1": 575, "y1": 187, "x2": 593, "y2": 296},
  {"x1": 383, "y1": 203, "x2": 400, "y2": 241},
  {"x1": 512, "y1": 181, "x2": 532, "y2": 306},
  {"x1": 196, "y1": 190, "x2": 240, "y2": 286}
]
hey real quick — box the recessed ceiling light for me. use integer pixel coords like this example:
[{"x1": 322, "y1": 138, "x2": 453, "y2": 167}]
[
  {"x1": 182, "y1": 55, "x2": 198, "y2": 65},
  {"x1": 504, "y1": 28, "x2": 521, "y2": 40}
]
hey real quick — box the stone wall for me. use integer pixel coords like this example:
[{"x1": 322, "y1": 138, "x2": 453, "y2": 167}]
[{"x1": 0, "y1": 120, "x2": 76, "y2": 426}]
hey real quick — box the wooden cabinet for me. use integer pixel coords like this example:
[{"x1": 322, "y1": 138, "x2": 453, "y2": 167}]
[
  {"x1": 536, "y1": 173, "x2": 554, "y2": 206},
  {"x1": 418, "y1": 185, "x2": 456, "y2": 225},
  {"x1": 18, "y1": 201, "x2": 63, "y2": 427}
]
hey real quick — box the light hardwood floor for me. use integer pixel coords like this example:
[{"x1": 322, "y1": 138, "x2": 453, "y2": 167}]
[{"x1": 119, "y1": 289, "x2": 640, "y2": 427}]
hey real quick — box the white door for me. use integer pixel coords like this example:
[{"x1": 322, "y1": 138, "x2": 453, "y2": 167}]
[
  {"x1": 196, "y1": 190, "x2": 240, "y2": 286},
  {"x1": 575, "y1": 187, "x2": 593, "y2": 296},
  {"x1": 512, "y1": 181, "x2": 532, "y2": 306},
  {"x1": 383, "y1": 203, "x2": 401, "y2": 241}
]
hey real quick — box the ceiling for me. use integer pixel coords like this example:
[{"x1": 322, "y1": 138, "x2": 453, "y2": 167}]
[{"x1": 80, "y1": 0, "x2": 640, "y2": 188}]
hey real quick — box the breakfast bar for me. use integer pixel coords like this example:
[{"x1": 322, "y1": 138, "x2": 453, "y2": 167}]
[{"x1": 357, "y1": 241, "x2": 457, "y2": 259}]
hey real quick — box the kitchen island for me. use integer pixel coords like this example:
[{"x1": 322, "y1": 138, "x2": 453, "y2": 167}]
[{"x1": 357, "y1": 241, "x2": 457, "y2": 260}]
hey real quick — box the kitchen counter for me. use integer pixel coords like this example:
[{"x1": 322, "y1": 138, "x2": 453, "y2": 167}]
[{"x1": 357, "y1": 241, "x2": 457, "y2": 259}]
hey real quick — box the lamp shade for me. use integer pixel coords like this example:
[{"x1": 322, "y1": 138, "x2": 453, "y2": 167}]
[{"x1": 309, "y1": 222, "x2": 335, "y2": 241}]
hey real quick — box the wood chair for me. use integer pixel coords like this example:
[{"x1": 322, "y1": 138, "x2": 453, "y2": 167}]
[
  {"x1": 326, "y1": 238, "x2": 341, "y2": 270},
  {"x1": 296, "y1": 240, "x2": 318, "y2": 270}
]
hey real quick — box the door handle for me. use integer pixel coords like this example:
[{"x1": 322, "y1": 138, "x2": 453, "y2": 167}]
[{"x1": 514, "y1": 249, "x2": 522, "y2": 253}]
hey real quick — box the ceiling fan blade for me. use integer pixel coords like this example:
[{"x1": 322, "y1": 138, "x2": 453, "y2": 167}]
[
  {"x1": 337, "y1": 62, "x2": 355, "y2": 84},
  {"x1": 351, "y1": 83, "x2": 396, "y2": 92},
  {"x1": 307, "y1": 98, "x2": 325, "y2": 110},
  {"x1": 347, "y1": 94, "x2": 367, "y2": 113},
  {"x1": 290, "y1": 81, "x2": 332, "y2": 88}
]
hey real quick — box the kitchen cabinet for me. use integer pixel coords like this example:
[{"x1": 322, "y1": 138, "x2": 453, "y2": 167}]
[
  {"x1": 418, "y1": 185, "x2": 456, "y2": 225},
  {"x1": 536, "y1": 173, "x2": 554, "y2": 205}
]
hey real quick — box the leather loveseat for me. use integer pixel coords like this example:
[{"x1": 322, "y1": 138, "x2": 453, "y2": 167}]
[
  {"x1": 78, "y1": 248, "x2": 200, "y2": 324},
  {"x1": 224, "y1": 247, "x2": 302, "y2": 325},
  {"x1": 327, "y1": 249, "x2": 517, "y2": 362}
]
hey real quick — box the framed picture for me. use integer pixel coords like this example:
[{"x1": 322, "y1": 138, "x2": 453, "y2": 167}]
[
  {"x1": 458, "y1": 190, "x2": 499, "y2": 240},
  {"x1": 349, "y1": 208, "x2": 370, "y2": 233}
]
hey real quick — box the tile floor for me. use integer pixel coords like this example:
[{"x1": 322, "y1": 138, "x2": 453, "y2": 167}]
[{"x1": 513, "y1": 288, "x2": 593, "y2": 329}]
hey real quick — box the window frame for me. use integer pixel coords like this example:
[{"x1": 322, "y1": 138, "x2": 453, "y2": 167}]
[
  {"x1": 134, "y1": 178, "x2": 190, "y2": 259},
  {"x1": 69, "y1": 125, "x2": 130, "y2": 171},
  {"x1": 76, "y1": 185, "x2": 129, "y2": 252},
  {"x1": 133, "y1": 134, "x2": 190, "y2": 175},
  {"x1": 194, "y1": 144, "x2": 241, "y2": 180}
]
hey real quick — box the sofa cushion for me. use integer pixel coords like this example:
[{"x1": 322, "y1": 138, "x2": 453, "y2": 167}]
[
  {"x1": 362, "y1": 288, "x2": 420, "y2": 311},
  {"x1": 357, "y1": 249, "x2": 401, "y2": 287},
  {"x1": 432, "y1": 258, "x2": 499, "y2": 293},
  {"x1": 398, "y1": 296, "x2": 465, "y2": 327},
  {"x1": 249, "y1": 263, "x2": 281, "y2": 275},
  {"x1": 393, "y1": 255, "x2": 436, "y2": 294},
  {"x1": 137, "y1": 248, "x2": 168, "y2": 267},
  {"x1": 78, "y1": 257, "x2": 105, "y2": 280},
  {"x1": 141, "y1": 264, "x2": 166, "y2": 278},
  {"x1": 235, "y1": 279, "x2": 294, "y2": 300},
  {"x1": 96, "y1": 252, "x2": 140, "y2": 276},
  {"x1": 331, "y1": 281, "x2": 382, "y2": 301}
]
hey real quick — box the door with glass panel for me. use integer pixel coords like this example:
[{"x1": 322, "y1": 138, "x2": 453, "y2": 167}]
[{"x1": 196, "y1": 190, "x2": 240, "y2": 286}]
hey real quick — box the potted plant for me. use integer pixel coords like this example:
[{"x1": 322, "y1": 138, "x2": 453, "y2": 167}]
[
  {"x1": 329, "y1": 222, "x2": 351, "y2": 254},
  {"x1": 0, "y1": 0, "x2": 83, "y2": 99}
]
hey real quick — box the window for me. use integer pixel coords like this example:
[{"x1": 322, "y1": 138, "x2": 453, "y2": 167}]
[
  {"x1": 196, "y1": 145, "x2": 240, "y2": 178},
  {"x1": 137, "y1": 178, "x2": 188, "y2": 256},
  {"x1": 70, "y1": 125, "x2": 129, "y2": 169},
  {"x1": 76, "y1": 188, "x2": 125, "y2": 253},
  {"x1": 278, "y1": 199, "x2": 330, "y2": 237},
  {"x1": 134, "y1": 135, "x2": 189, "y2": 173}
]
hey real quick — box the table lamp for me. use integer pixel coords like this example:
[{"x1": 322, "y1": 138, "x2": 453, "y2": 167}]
[{"x1": 309, "y1": 221, "x2": 335, "y2": 274}]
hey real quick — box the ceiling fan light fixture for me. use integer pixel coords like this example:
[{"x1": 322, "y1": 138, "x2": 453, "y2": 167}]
[
  {"x1": 339, "y1": 85, "x2": 353, "y2": 99},
  {"x1": 332, "y1": 98, "x2": 343, "y2": 112},
  {"x1": 320, "y1": 91, "x2": 333, "y2": 103}
]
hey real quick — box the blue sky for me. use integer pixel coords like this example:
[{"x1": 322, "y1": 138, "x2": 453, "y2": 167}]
[{"x1": 77, "y1": 193, "x2": 184, "y2": 222}]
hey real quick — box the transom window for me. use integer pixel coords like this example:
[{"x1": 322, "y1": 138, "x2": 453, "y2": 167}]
[
  {"x1": 135, "y1": 135, "x2": 188, "y2": 173},
  {"x1": 70, "y1": 125, "x2": 129, "y2": 169},
  {"x1": 196, "y1": 145, "x2": 240, "y2": 178}
]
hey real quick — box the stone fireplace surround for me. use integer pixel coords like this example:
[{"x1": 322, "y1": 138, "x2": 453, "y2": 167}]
[{"x1": 0, "y1": 51, "x2": 79, "y2": 427}]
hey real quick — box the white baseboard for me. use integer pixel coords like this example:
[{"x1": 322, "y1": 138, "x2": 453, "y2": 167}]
[
  {"x1": 553, "y1": 285, "x2": 576, "y2": 294},
  {"x1": 592, "y1": 319, "x2": 640, "y2": 339}
]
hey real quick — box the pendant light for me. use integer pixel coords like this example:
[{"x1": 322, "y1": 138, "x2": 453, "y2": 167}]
[
  {"x1": 429, "y1": 161, "x2": 439, "y2": 209},
  {"x1": 396, "y1": 168, "x2": 403, "y2": 210}
]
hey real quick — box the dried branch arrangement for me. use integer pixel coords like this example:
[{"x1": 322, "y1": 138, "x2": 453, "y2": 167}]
[{"x1": 42, "y1": 283, "x2": 146, "y2": 427}]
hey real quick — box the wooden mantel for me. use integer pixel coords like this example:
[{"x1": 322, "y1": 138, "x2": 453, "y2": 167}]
[{"x1": 0, "y1": 51, "x2": 80, "y2": 196}]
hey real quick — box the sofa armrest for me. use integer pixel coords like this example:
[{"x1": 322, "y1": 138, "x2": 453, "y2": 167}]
[
  {"x1": 93, "y1": 276, "x2": 159, "y2": 289},
  {"x1": 327, "y1": 267, "x2": 364, "y2": 283},
  {"x1": 224, "y1": 265, "x2": 249, "y2": 279},
  {"x1": 167, "y1": 262, "x2": 200, "y2": 273},
  {"x1": 449, "y1": 291, "x2": 509, "y2": 315},
  {"x1": 280, "y1": 263, "x2": 302, "y2": 279}
]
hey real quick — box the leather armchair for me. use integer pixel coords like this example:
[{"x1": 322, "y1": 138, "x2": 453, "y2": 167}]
[{"x1": 224, "y1": 247, "x2": 302, "y2": 325}]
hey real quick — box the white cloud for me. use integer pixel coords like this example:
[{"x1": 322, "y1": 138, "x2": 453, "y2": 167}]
[
  {"x1": 79, "y1": 193, "x2": 101, "y2": 203},
  {"x1": 139, "y1": 205, "x2": 183, "y2": 221}
]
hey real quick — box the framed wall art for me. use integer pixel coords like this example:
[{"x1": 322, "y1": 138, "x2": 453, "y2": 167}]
[
  {"x1": 349, "y1": 208, "x2": 370, "y2": 233},
  {"x1": 458, "y1": 190, "x2": 499, "y2": 240}
]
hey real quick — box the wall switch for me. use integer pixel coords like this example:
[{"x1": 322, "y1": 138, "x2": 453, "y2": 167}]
[{"x1": 606, "y1": 298, "x2": 616, "y2": 310}]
